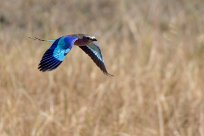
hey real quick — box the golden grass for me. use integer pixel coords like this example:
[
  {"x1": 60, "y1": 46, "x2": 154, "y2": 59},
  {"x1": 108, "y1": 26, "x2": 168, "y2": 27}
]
[{"x1": 0, "y1": 0, "x2": 204, "y2": 135}]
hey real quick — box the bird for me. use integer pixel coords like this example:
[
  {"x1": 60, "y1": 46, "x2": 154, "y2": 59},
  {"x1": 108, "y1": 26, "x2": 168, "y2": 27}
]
[{"x1": 28, "y1": 34, "x2": 113, "y2": 76}]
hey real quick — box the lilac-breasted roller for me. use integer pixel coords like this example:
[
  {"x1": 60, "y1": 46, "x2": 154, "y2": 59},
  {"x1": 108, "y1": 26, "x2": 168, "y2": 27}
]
[{"x1": 29, "y1": 34, "x2": 112, "y2": 76}]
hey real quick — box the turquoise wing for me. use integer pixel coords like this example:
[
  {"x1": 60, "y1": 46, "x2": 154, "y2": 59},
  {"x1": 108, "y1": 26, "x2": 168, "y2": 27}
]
[{"x1": 38, "y1": 36, "x2": 77, "y2": 72}]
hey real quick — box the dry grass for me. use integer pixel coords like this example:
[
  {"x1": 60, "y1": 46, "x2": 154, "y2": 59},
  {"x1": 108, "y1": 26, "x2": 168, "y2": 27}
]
[{"x1": 0, "y1": 0, "x2": 204, "y2": 136}]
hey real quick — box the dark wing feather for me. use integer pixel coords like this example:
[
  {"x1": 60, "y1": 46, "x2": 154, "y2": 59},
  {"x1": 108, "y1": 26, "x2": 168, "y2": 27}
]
[
  {"x1": 38, "y1": 38, "x2": 63, "y2": 72},
  {"x1": 38, "y1": 49, "x2": 62, "y2": 72},
  {"x1": 79, "y1": 43, "x2": 113, "y2": 76}
]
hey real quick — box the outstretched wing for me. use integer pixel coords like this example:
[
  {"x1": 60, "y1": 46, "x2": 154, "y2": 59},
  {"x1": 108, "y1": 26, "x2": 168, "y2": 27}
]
[
  {"x1": 79, "y1": 42, "x2": 112, "y2": 76},
  {"x1": 38, "y1": 37, "x2": 74, "y2": 72}
]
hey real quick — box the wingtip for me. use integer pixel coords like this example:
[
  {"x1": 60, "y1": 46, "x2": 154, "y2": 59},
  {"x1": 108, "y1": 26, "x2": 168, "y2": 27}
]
[
  {"x1": 38, "y1": 66, "x2": 54, "y2": 72},
  {"x1": 38, "y1": 65, "x2": 47, "y2": 72},
  {"x1": 104, "y1": 72, "x2": 114, "y2": 77}
]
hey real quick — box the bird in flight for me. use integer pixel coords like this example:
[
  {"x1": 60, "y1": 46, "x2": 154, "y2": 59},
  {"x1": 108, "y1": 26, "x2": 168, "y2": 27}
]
[{"x1": 29, "y1": 34, "x2": 112, "y2": 76}]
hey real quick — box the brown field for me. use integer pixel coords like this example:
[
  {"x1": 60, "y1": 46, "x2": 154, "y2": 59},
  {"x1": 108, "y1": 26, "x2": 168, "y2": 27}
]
[{"x1": 0, "y1": 0, "x2": 204, "y2": 136}]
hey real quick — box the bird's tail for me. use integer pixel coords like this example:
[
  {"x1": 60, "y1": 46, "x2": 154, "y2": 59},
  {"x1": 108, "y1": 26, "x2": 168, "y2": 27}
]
[{"x1": 27, "y1": 36, "x2": 55, "y2": 43}]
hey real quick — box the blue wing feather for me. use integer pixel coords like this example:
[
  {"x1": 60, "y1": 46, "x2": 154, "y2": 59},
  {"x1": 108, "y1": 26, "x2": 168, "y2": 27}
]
[
  {"x1": 88, "y1": 42, "x2": 104, "y2": 62},
  {"x1": 38, "y1": 36, "x2": 78, "y2": 72},
  {"x1": 38, "y1": 48, "x2": 62, "y2": 72}
]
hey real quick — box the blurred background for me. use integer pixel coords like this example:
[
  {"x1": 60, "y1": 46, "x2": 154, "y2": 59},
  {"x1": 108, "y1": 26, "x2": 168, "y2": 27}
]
[{"x1": 1, "y1": 0, "x2": 204, "y2": 135}]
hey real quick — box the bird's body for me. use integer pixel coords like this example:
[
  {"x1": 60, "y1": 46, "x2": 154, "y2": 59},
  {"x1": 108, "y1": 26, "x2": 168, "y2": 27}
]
[{"x1": 30, "y1": 34, "x2": 112, "y2": 76}]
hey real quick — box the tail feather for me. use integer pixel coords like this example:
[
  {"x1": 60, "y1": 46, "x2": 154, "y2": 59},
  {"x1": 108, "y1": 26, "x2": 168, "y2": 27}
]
[{"x1": 27, "y1": 36, "x2": 55, "y2": 43}]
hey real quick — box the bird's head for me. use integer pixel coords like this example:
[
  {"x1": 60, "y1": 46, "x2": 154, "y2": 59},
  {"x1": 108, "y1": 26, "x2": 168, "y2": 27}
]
[{"x1": 84, "y1": 36, "x2": 97, "y2": 42}]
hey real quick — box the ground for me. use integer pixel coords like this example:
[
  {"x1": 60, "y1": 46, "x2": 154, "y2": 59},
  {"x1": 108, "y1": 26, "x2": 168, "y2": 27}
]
[{"x1": 0, "y1": 0, "x2": 204, "y2": 136}]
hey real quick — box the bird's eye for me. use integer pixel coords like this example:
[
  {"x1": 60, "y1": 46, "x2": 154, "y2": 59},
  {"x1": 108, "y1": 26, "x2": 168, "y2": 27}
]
[{"x1": 84, "y1": 36, "x2": 90, "y2": 40}]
